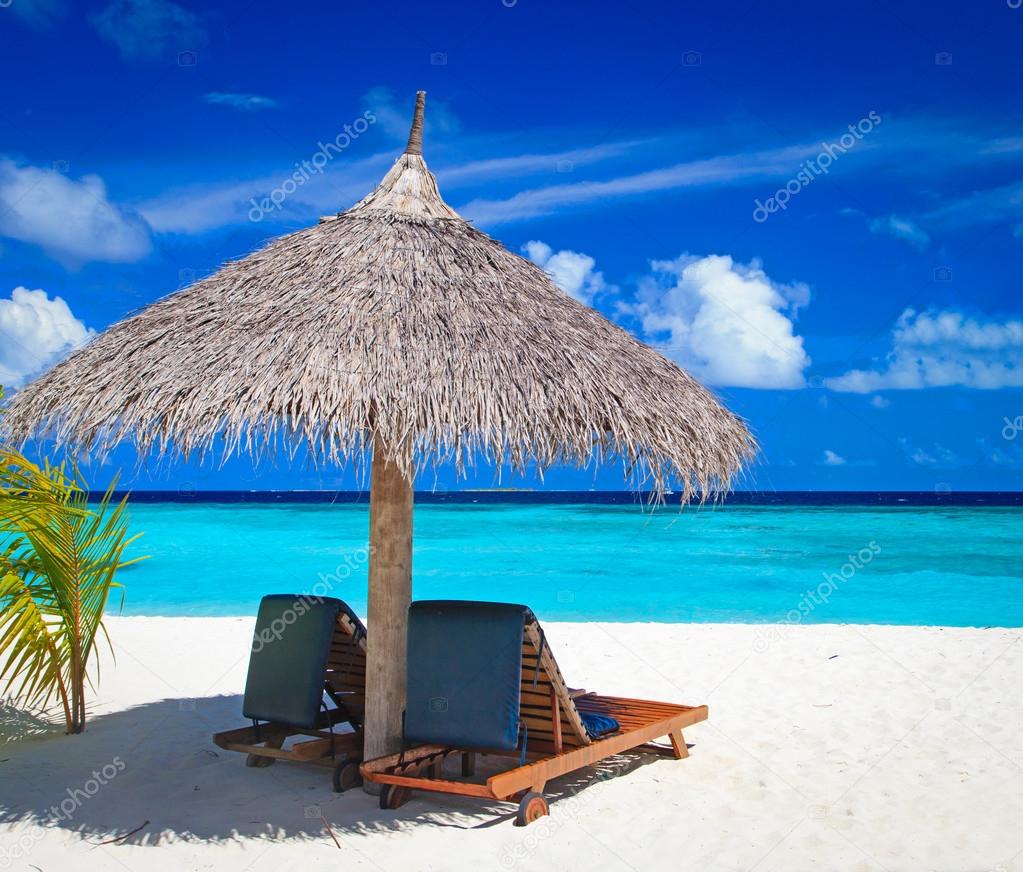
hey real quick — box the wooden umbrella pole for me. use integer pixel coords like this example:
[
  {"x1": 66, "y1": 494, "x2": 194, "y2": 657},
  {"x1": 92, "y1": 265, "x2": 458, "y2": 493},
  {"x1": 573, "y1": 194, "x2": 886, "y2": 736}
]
[{"x1": 362, "y1": 440, "x2": 414, "y2": 793}]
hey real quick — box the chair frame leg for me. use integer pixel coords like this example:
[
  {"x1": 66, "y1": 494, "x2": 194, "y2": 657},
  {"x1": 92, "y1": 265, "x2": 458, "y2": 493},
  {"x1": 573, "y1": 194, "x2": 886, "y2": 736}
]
[{"x1": 668, "y1": 729, "x2": 689, "y2": 759}]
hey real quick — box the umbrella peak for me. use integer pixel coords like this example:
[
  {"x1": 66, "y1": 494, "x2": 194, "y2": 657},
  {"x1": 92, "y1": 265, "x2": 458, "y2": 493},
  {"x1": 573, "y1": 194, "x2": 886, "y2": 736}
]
[
  {"x1": 405, "y1": 90, "x2": 426, "y2": 156},
  {"x1": 344, "y1": 91, "x2": 461, "y2": 222}
]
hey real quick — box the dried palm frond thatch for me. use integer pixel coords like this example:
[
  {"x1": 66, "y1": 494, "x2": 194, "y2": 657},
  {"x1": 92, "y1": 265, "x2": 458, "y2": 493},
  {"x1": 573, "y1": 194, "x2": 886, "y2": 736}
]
[{"x1": 2, "y1": 92, "x2": 755, "y2": 498}]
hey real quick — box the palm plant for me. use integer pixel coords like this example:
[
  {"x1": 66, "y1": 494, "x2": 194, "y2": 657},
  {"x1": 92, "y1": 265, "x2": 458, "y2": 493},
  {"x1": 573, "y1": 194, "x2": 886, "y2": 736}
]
[{"x1": 0, "y1": 389, "x2": 142, "y2": 734}]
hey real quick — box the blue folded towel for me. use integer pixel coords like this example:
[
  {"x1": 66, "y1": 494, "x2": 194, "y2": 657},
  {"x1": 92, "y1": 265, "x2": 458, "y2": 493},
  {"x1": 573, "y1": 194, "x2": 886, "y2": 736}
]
[{"x1": 580, "y1": 712, "x2": 619, "y2": 738}]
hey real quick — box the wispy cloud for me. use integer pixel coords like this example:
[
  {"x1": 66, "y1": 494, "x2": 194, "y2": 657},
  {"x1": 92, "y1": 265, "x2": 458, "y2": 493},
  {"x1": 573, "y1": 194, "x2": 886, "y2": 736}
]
[
  {"x1": 362, "y1": 86, "x2": 461, "y2": 143},
  {"x1": 922, "y1": 180, "x2": 1023, "y2": 230},
  {"x1": 868, "y1": 214, "x2": 930, "y2": 249},
  {"x1": 138, "y1": 124, "x2": 648, "y2": 234},
  {"x1": 140, "y1": 137, "x2": 649, "y2": 235},
  {"x1": 91, "y1": 0, "x2": 206, "y2": 61},
  {"x1": 459, "y1": 143, "x2": 816, "y2": 225},
  {"x1": 978, "y1": 137, "x2": 1023, "y2": 156},
  {"x1": 136, "y1": 113, "x2": 1023, "y2": 237},
  {"x1": 203, "y1": 92, "x2": 279, "y2": 112},
  {"x1": 436, "y1": 140, "x2": 642, "y2": 186},
  {"x1": 7, "y1": 0, "x2": 68, "y2": 29},
  {"x1": 458, "y1": 116, "x2": 1023, "y2": 228},
  {"x1": 137, "y1": 152, "x2": 392, "y2": 234}
]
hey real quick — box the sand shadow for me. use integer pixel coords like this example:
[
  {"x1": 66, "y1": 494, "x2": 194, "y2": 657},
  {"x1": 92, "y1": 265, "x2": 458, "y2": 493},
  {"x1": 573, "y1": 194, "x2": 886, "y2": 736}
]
[
  {"x1": 0, "y1": 694, "x2": 666, "y2": 846},
  {"x1": 1, "y1": 701, "x2": 60, "y2": 745}
]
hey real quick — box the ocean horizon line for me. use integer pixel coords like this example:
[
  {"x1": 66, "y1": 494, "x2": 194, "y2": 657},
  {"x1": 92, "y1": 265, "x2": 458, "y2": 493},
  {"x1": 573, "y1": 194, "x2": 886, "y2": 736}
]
[{"x1": 92, "y1": 489, "x2": 1023, "y2": 506}]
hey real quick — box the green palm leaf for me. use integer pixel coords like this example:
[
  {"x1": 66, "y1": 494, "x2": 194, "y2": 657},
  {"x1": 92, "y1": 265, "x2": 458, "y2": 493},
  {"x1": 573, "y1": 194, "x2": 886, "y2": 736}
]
[{"x1": 1, "y1": 389, "x2": 144, "y2": 733}]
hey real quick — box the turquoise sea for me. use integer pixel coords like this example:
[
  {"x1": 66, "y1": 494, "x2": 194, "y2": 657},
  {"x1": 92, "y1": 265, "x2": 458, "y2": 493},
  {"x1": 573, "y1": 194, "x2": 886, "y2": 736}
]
[{"x1": 113, "y1": 494, "x2": 1023, "y2": 627}]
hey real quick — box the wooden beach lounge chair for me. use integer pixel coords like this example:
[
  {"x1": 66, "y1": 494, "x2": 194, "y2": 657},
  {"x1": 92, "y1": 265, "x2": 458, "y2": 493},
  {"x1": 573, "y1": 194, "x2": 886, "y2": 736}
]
[
  {"x1": 360, "y1": 600, "x2": 707, "y2": 825},
  {"x1": 212, "y1": 594, "x2": 367, "y2": 792}
]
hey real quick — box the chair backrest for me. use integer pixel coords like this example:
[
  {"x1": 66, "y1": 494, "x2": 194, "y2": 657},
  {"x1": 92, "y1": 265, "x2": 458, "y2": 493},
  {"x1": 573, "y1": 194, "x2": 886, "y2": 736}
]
[
  {"x1": 404, "y1": 600, "x2": 528, "y2": 752},
  {"x1": 243, "y1": 594, "x2": 361, "y2": 729},
  {"x1": 323, "y1": 601, "x2": 368, "y2": 723},
  {"x1": 519, "y1": 616, "x2": 591, "y2": 749}
]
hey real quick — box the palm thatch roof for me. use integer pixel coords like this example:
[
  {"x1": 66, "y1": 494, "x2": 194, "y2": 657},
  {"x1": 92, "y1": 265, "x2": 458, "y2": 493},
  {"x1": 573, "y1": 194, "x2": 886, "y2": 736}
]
[{"x1": 3, "y1": 92, "x2": 756, "y2": 498}]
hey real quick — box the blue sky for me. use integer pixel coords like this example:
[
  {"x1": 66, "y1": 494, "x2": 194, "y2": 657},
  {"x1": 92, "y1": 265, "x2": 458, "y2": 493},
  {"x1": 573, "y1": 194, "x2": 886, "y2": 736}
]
[{"x1": 1, "y1": 0, "x2": 1022, "y2": 492}]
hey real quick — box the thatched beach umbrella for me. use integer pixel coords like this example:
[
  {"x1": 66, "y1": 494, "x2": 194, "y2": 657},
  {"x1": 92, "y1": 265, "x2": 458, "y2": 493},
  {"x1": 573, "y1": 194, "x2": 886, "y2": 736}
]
[{"x1": 3, "y1": 92, "x2": 755, "y2": 769}]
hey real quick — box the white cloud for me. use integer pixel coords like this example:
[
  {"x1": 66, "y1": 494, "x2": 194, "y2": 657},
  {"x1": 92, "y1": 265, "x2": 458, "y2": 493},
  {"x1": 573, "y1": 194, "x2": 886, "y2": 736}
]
[
  {"x1": 900, "y1": 439, "x2": 962, "y2": 468},
  {"x1": 827, "y1": 308, "x2": 1023, "y2": 392},
  {"x1": 203, "y1": 92, "x2": 279, "y2": 111},
  {"x1": 868, "y1": 214, "x2": 930, "y2": 249},
  {"x1": 625, "y1": 254, "x2": 811, "y2": 389},
  {"x1": 870, "y1": 395, "x2": 890, "y2": 408},
  {"x1": 821, "y1": 450, "x2": 846, "y2": 466},
  {"x1": 522, "y1": 241, "x2": 610, "y2": 305},
  {"x1": 0, "y1": 159, "x2": 152, "y2": 264},
  {"x1": 981, "y1": 439, "x2": 1023, "y2": 469},
  {"x1": 90, "y1": 0, "x2": 205, "y2": 60},
  {"x1": 0, "y1": 287, "x2": 93, "y2": 388}
]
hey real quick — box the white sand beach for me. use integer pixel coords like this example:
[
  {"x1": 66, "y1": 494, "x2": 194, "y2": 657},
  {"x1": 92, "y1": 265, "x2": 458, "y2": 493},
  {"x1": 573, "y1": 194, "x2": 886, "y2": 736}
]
[{"x1": 2, "y1": 617, "x2": 1021, "y2": 871}]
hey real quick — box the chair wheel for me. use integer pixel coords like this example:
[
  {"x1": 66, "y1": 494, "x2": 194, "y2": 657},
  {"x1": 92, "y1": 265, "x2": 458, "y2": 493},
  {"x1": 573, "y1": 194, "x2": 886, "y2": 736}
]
[
  {"x1": 379, "y1": 784, "x2": 411, "y2": 810},
  {"x1": 332, "y1": 759, "x2": 363, "y2": 793},
  {"x1": 245, "y1": 753, "x2": 274, "y2": 768},
  {"x1": 515, "y1": 791, "x2": 548, "y2": 826}
]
